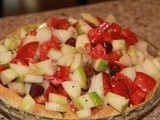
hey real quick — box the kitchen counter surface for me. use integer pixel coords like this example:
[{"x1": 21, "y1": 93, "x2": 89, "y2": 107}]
[{"x1": 0, "y1": 0, "x2": 160, "y2": 119}]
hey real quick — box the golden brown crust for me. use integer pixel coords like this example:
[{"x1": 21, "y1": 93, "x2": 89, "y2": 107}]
[
  {"x1": 0, "y1": 84, "x2": 62, "y2": 119},
  {"x1": 0, "y1": 80, "x2": 158, "y2": 119}
]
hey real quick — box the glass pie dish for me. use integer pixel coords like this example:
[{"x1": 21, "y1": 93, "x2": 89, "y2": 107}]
[{"x1": 0, "y1": 34, "x2": 160, "y2": 120}]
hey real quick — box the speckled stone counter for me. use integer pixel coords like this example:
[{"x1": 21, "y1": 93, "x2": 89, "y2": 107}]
[{"x1": 0, "y1": 0, "x2": 160, "y2": 119}]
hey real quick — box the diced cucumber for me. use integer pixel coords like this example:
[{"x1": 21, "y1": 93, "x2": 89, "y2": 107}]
[
  {"x1": 0, "y1": 68, "x2": 18, "y2": 85},
  {"x1": 127, "y1": 45, "x2": 139, "y2": 65},
  {"x1": 76, "y1": 34, "x2": 91, "y2": 53},
  {"x1": 57, "y1": 53, "x2": 74, "y2": 66},
  {"x1": 0, "y1": 45, "x2": 8, "y2": 52},
  {"x1": 9, "y1": 63, "x2": 30, "y2": 75},
  {"x1": 71, "y1": 53, "x2": 84, "y2": 71},
  {"x1": 142, "y1": 58, "x2": 160, "y2": 79},
  {"x1": 76, "y1": 109, "x2": 91, "y2": 118},
  {"x1": 36, "y1": 27, "x2": 52, "y2": 44},
  {"x1": 105, "y1": 14, "x2": 117, "y2": 23},
  {"x1": 24, "y1": 83, "x2": 32, "y2": 95},
  {"x1": 92, "y1": 58, "x2": 109, "y2": 72},
  {"x1": 112, "y1": 39, "x2": 126, "y2": 51},
  {"x1": 76, "y1": 19, "x2": 91, "y2": 35},
  {"x1": 62, "y1": 81, "x2": 81, "y2": 99},
  {"x1": 81, "y1": 13, "x2": 100, "y2": 26},
  {"x1": 18, "y1": 95, "x2": 35, "y2": 113},
  {"x1": 23, "y1": 35, "x2": 36, "y2": 45},
  {"x1": 42, "y1": 80, "x2": 50, "y2": 91},
  {"x1": 152, "y1": 57, "x2": 160, "y2": 71},
  {"x1": 24, "y1": 74, "x2": 43, "y2": 83},
  {"x1": 71, "y1": 66, "x2": 87, "y2": 89},
  {"x1": 105, "y1": 92, "x2": 129, "y2": 112},
  {"x1": 120, "y1": 67, "x2": 136, "y2": 81},
  {"x1": 0, "y1": 51, "x2": 12, "y2": 63},
  {"x1": 52, "y1": 29, "x2": 72, "y2": 43},
  {"x1": 29, "y1": 59, "x2": 54, "y2": 75},
  {"x1": 119, "y1": 53, "x2": 132, "y2": 66},
  {"x1": 16, "y1": 75, "x2": 25, "y2": 82},
  {"x1": 45, "y1": 102, "x2": 68, "y2": 112},
  {"x1": 49, "y1": 93, "x2": 68, "y2": 104},
  {"x1": 68, "y1": 17, "x2": 78, "y2": 25},
  {"x1": 61, "y1": 44, "x2": 77, "y2": 54},
  {"x1": 89, "y1": 73, "x2": 104, "y2": 98},
  {"x1": 73, "y1": 92, "x2": 102, "y2": 110},
  {"x1": 47, "y1": 48, "x2": 62, "y2": 61},
  {"x1": 4, "y1": 38, "x2": 18, "y2": 50},
  {"x1": 8, "y1": 82, "x2": 25, "y2": 96}
]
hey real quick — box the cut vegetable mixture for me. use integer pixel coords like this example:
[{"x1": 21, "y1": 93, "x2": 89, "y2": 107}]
[{"x1": 0, "y1": 13, "x2": 159, "y2": 119}]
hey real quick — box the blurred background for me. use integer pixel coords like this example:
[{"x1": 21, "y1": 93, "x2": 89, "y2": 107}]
[{"x1": 0, "y1": 0, "x2": 109, "y2": 18}]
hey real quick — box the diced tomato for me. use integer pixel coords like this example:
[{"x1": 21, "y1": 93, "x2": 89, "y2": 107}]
[
  {"x1": 57, "y1": 86, "x2": 70, "y2": 99},
  {"x1": 90, "y1": 44, "x2": 121, "y2": 62},
  {"x1": 96, "y1": 16, "x2": 105, "y2": 24},
  {"x1": 39, "y1": 37, "x2": 61, "y2": 61},
  {"x1": 44, "y1": 85, "x2": 57, "y2": 100},
  {"x1": 26, "y1": 29, "x2": 37, "y2": 36},
  {"x1": 48, "y1": 18, "x2": 70, "y2": 30},
  {"x1": 130, "y1": 88, "x2": 147, "y2": 105},
  {"x1": 56, "y1": 66, "x2": 70, "y2": 80},
  {"x1": 122, "y1": 28, "x2": 138, "y2": 45},
  {"x1": 10, "y1": 58, "x2": 28, "y2": 65},
  {"x1": 114, "y1": 73, "x2": 139, "y2": 96},
  {"x1": 102, "y1": 72, "x2": 112, "y2": 95},
  {"x1": 110, "y1": 23, "x2": 122, "y2": 39},
  {"x1": 88, "y1": 29, "x2": 100, "y2": 43},
  {"x1": 91, "y1": 107, "x2": 99, "y2": 115},
  {"x1": 88, "y1": 22, "x2": 111, "y2": 44},
  {"x1": 69, "y1": 101, "x2": 77, "y2": 112},
  {"x1": 44, "y1": 75, "x2": 64, "y2": 86},
  {"x1": 47, "y1": 17, "x2": 59, "y2": 28},
  {"x1": 58, "y1": 19, "x2": 71, "y2": 30},
  {"x1": 134, "y1": 72, "x2": 157, "y2": 93},
  {"x1": 103, "y1": 50, "x2": 122, "y2": 62},
  {"x1": 89, "y1": 44, "x2": 106, "y2": 58},
  {"x1": 15, "y1": 41, "x2": 39, "y2": 65},
  {"x1": 111, "y1": 79, "x2": 129, "y2": 98},
  {"x1": 0, "y1": 65, "x2": 8, "y2": 72}
]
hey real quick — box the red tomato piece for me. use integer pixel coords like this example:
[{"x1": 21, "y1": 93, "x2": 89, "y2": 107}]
[
  {"x1": 89, "y1": 44, "x2": 106, "y2": 58},
  {"x1": 56, "y1": 66, "x2": 70, "y2": 80},
  {"x1": 88, "y1": 29, "x2": 100, "y2": 43},
  {"x1": 26, "y1": 29, "x2": 37, "y2": 36},
  {"x1": 110, "y1": 23, "x2": 122, "y2": 39},
  {"x1": 69, "y1": 101, "x2": 78, "y2": 112},
  {"x1": 44, "y1": 75, "x2": 64, "y2": 86},
  {"x1": 122, "y1": 28, "x2": 138, "y2": 45},
  {"x1": 96, "y1": 16, "x2": 105, "y2": 24},
  {"x1": 102, "y1": 72, "x2": 112, "y2": 95},
  {"x1": 114, "y1": 73, "x2": 139, "y2": 96},
  {"x1": 134, "y1": 72, "x2": 157, "y2": 93},
  {"x1": 39, "y1": 37, "x2": 61, "y2": 61},
  {"x1": 103, "y1": 50, "x2": 122, "y2": 62},
  {"x1": 91, "y1": 107, "x2": 99, "y2": 115},
  {"x1": 47, "y1": 18, "x2": 70, "y2": 30},
  {"x1": 15, "y1": 42, "x2": 39, "y2": 64},
  {"x1": 111, "y1": 79, "x2": 129, "y2": 98},
  {"x1": 57, "y1": 86, "x2": 70, "y2": 99},
  {"x1": 130, "y1": 88, "x2": 147, "y2": 105},
  {"x1": 58, "y1": 19, "x2": 71, "y2": 30},
  {"x1": 44, "y1": 85, "x2": 57, "y2": 100},
  {"x1": 10, "y1": 58, "x2": 28, "y2": 65},
  {"x1": 0, "y1": 65, "x2": 7, "y2": 72}
]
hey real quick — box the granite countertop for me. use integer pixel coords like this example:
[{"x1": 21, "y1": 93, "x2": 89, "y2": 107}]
[{"x1": 0, "y1": 0, "x2": 160, "y2": 119}]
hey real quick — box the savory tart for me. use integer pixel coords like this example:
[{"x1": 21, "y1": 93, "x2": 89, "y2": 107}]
[{"x1": 0, "y1": 13, "x2": 159, "y2": 119}]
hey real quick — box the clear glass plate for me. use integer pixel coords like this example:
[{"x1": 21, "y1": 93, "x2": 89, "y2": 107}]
[{"x1": 0, "y1": 34, "x2": 160, "y2": 120}]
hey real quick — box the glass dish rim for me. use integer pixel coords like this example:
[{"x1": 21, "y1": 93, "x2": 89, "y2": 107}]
[{"x1": 0, "y1": 34, "x2": 160, "y2": 120}]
